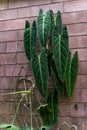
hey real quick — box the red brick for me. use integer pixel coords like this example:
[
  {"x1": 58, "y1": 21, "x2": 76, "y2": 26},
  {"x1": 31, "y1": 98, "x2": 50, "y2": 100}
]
[
  {"x1": 52, "y1": 0, "x2": 68, "y2": 2},
  {"x1": 0, "y1": 19, "x2": 25, "y2": 31},
  {"x1": 0, "y1": 21, "x2": 5, "y2": 31},
  {"x1": 17, "y1": 41, "x2": 24, "y2": 52},
  {"x1": 62, "y1": 12, "x2": 77, "y2": 24},
  {"x1": 18, "y1": 30, "x2": 24, "y2": 41},
  {"x1": 0, "y1": 0, "x2": 8, "y2": 10},
  {"x1": 0, "y1": 66, "x2": 5, "y2": 76},
  {"x1": 0, "y1": 102, "x2": 15, "y2": 115},
  {"x1": 0, "y1": 31, "x2": 17, "y2": 42},
  {"x1": 0, "y1": 77, "x2": 11, "y2": 89},
  {"x1": 64, "y1": 0, "x2": 87, "y2": 12},
  {"x1": 59, "y1": 89, "x2": 82, "y2": 103},
  {"x1": 0, "y1": 43, "x2": 6, "y2": 53},
  {"x1": 57, "y1": 117, "x2": 84, "y2": 130},
  {"x1": 70, "y1": 103, "x2": 85, "y2": 117},
  {"x1": 5, "y1": 65, "x2": 28, "y2": 76},
  {"x1": 0, "y1": 9, "x2": 17, "y2": 21},
  {"x1": 79, "y1": 61, "x2": 87, "y2": 75},
  {"x1": 40, "y1": 3, "x2": 63, "y2": 14},
  {"x1": 77, "y1": 10, "x2": 87, "y2": 23},
  {"x1": 8, "y1": 0, "x2": 29, "y2": 9},
  {"x1": 76, "y1": 75, "x2": 87, "y2": 89},
  {"x1": 18, "y1": 7, "x2": 30, "y2": 18},
  {"x1": 0, "y1": 115, "x2": 19, "y2": 126},
  {"x1": 78, "y1": 36, "x2": 87, "y2": 48},
  {"x1": 77, "y1": 49, "x2": 87, "y2": 61},
  {"x1": 0, "y1": 54, "x2": 16, "y2": 65},
  {"x1": 82, "y1": 89, "x2": 87, "y2": 103},
  {"x1": 17, "y1": 53, "x2": 28, "y2": 64},
  {"x1": 29, "y1": 0, "x2": 51, "y2": 6},
  {"x1": 18, "y1": 6, "x2": 39, "y2": 18},
  {"x1": 7, "y1": 42, "x2": 17, "y2": 52},
  {"x1": 69, "y1": 36, "x2": 78, "y2": 49},
  {"x1": 68, "y1": 23, "x2": 87, "y2": 36},
  {"x1": 59, "y1": 103, "x2": 70, "y2": 117}
]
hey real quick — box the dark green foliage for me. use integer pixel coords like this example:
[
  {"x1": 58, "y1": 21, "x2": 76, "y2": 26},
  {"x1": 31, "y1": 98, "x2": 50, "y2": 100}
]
[
  {"x1": 24, "y1": 20, "x2": 37, "y2": 62},
  {"x1": 31, "y1": 48, "x2": 48, "y2": 99},
  {"x1": 37, "y1": 90, "x2": 59, "y2": 126},
  {"x1": 50, "y1": 58, "x2": 64, "y2": 97},
  {"x1": 24, "y1": 9, "x2": 78, "y2": 127},
  {"x1": 37, "y1": 104, "x2": 52, "y2": 126},
  {"x1": 56, "y1": 11, "x2": 62, "y2": 34},
  {"x1": 25, "y1": 20, "x2": 30, "y2": 30},
  {"x1": 49, "y1": 10, "x2": 54, "y2": 33},
  {"x1": 37, "y1": 9, "x2": 51, "y2": 47},
  {"x1": 65, "y1": 51, "x2": 78, "y2": 98},
  {"x1": 52, "y1": 25, "x2": 69, "y2": 81},
  {"x1": 47, "y1": 90, "x2": 59, "y2": 125}
]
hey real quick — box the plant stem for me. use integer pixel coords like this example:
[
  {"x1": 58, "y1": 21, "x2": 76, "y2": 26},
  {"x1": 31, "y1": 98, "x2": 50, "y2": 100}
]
[
  {"x1": 12, "y1": 96, "x2": 24, "y2": 125},
  {"x1": 29, "y1": 94, "x2": 33, "y2": 130}
]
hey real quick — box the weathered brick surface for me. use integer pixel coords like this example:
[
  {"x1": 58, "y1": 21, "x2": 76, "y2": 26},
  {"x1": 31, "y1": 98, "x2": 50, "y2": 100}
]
[
  {"x1": 0, "y1": 0, "x2": 87, "y2": 129},
  {"x1": 0, "y1": 9, "x2": 17, "y2": 21},
  {"x1": 59, "y1": 103, "x2": 70, "y2": 117},
  {"x1": 62, "y1": 12, "x2": 77, "y2": 24},
  {"x1": 77, "y1": 10, "x2": 87, "y2": 23},
  {"x1": 76, "y1": 75, "x2": 87, "y2": 89},
  {"x1": 59, "y1": 89, "x2": 82, "y2": 103},
  {"x1": 8, "y1": 0, "x2": 29, "y2": 9},
  {"x1": 70, "y1": 103, "x2": 86, "y2": 117},
  {"x1": 0, "y1": 31, "x2": 17, "y2": 42},
  {"x1": 18, "y1": 6, "x2": 40, "y2": 18},
  {"x1": 29, "y1": 0, "x2": 51, "y2": 6},
  {"x1": 78, "y1": 35, "x2": 87, "y2": 48},
  {"x1": 17, "y1": 52, "x2": 28, "y2": 64},
  {"x1": 57, "y1": 117, "x2": 85, "y2": 130},
  {"x1": 79, "y1": 61, "x2": 87, "y2": 74},
  {"x1": 0, "y1": 54, "x2": 16, "y2": 65},
  {"x1": 64, "y1": 0, "x2": 87, "y2": 12},
  {"x1": 68, "y1": 23, "x2": 87, "y2": 36},
  {"x1": 82, "y1": 89, "x2": 87, "y2": 103},
  {"x1": 0, "y1": 43, "x2": 6, "y2": 53},
  {"x1": 40, "y1": 3, "x2": 63, "y2": 13}
]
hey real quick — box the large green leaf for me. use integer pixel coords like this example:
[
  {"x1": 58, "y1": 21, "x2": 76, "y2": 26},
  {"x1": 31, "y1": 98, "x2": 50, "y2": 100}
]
[
  {"x1": 47, "y1": 90, "x2": 59, "y2": 125},
  {"x1": 52, "y1": 90, "x2": 59, "y2": 125},
  {"x1": 49, "y1": 10, "x2": 54, "y2": 33},
  {"x1": 24, "y1": 20, "x2": 37, "y2": 62},
  {"x1": 52, "y1": 25, "x2": 69, "y2": 81},
  {"x1": 0, "y1": 124, "x2": 20, "y2": 130},
  {"x1": 31, "y1": 48, "x2": 48, "y2": 99},
  {"x1": 37, "y1": 104, "x2": 52, "y2": 126},
  {"x1": 0, "y1": 123, "x2": 11, "y2": 129},
  {"x1": 25, "y1": 20, "x2": 30, "y2": 30},
  {"x1": 37, "y1": 9, "x2": 51, "y2": 47},
  {"x1": 65, "y1": 51, "x2": 78, "y2": 98},
  {"x1": 50, "y1": 58, "x2": 64, "y2": 97},
  {"x1": 56, "y1": 11, "x2": 62, "y2": 34}
]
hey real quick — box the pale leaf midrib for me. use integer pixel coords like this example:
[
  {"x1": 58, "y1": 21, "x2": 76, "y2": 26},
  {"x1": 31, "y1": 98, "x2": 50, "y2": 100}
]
[
  {"x1": 38, "y1": 55, "x2": 44, "y2": 95},
  {"x1": 69, "y1": 58, "x2": 72, "y2": 95},
  {"x1": 42, "y1": 17, "x2": 45, "y2": 46}
]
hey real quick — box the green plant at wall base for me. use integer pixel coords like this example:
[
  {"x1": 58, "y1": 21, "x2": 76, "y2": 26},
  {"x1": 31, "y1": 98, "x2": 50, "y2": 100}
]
[{"x1": 24, "y1": 9, "x2": 78, "y2": 127}]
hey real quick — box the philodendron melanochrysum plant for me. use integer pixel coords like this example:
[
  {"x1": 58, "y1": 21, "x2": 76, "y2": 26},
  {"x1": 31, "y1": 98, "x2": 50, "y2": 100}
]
[{"x1": 24, "y1": 9, "x2": 78, "y2": 127}]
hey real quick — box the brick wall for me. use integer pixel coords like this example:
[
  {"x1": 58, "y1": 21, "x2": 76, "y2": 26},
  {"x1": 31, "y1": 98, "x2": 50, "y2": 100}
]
[{"x1": 0, "y1": 0, "x2": 87, "y2": 129}]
